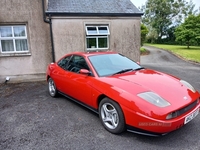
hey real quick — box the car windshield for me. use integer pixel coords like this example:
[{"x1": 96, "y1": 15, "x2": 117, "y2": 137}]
[{"x1": 88, "y1": 53, "x2": 142, "y2": 77}]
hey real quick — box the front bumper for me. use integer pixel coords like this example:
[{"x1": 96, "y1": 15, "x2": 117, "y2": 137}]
[{"x1": 125, "y1": 103, "x2": 200, "y2": 136}]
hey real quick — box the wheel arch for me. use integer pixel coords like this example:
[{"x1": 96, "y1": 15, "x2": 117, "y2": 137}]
[
  {"x1": 97, "y1": 94, "x2": 124, "y2": 110},
  {"x1": 97, "y1": 94, "x2": 126, "y2": 119},
  {"x1": 47, "y1": 75, "x2": 50, "y2": 81},
  {"x1": 97, "y1": 94, "x2": 106, "y2": 108}
]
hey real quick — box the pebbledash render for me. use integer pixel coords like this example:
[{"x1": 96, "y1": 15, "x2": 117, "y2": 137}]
[{"x1": 0, "y1": 0, "x2": 143, "y2": 83}]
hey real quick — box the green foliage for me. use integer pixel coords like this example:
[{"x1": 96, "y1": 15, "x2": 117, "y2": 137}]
[
  {"x1": 140, "y1": 47, "x2": 146, "y2": 53},
  {"x1": 175, "y1": 14, "x2": 200, "y2": 48},
  {"x1": 146, "y1": 28, "x2": 158, "y2": 43},
  {"x1": 141, "y1": 24, "x2": 148, "y2": 46},
  {"x1": 142, "y1": 0, "x2": 196, "y2": 44},
  {"x1": 140, "y1": 47, "x2": 149, "y2": 55}
]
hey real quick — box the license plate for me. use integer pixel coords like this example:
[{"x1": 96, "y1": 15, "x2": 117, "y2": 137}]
[{"x1": 184, "y1": 108, "x2": 199, "y2": 124}]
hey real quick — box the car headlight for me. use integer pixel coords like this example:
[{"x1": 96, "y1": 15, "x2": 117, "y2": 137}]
[
  {"x1": 180, "y1": 80, "x2": 196, "y2": 93},
  {"x1": 137, "y1": 92, "x2": 171, "y2": 107}
]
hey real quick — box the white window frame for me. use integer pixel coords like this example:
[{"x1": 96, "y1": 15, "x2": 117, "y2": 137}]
[
  {"x1": 85, "y1": 25, "x2": 110, "y2": 51},
  {"x1": 86, "y1": 26, "x2": 110, "y2": 35},
  {"x1": 0, "y1": 25, "x2": 29, "y2": 53}
]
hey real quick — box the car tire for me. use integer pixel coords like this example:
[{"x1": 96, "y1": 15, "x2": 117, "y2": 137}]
[
  {"x1": 48, "y1": 77, "x2": 58, "y2": 97},
  {"x1": 99, "y1": 97, "x2": 125, "y2": 134}
]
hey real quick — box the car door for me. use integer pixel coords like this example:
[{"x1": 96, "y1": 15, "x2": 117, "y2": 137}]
[
  {"x1": 64, "y1": 55, "x2": 93, "y2": 106},
  {"x1": 54, "y1": 55, "x2": 73, "y2": 92}
]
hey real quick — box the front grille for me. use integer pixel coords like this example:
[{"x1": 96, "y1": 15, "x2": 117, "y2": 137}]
[{"x1": 176, "y1": 99, "x2": 198, "y2": 117}]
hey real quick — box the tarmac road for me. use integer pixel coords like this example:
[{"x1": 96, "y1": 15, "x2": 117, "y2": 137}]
[{"x1": 0, "y1": 46, "x2": 200, "y2": 150}]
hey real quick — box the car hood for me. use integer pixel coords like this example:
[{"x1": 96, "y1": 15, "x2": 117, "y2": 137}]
[{"x1": 98, "y1": 69, "x2": 199, "y2": 111}]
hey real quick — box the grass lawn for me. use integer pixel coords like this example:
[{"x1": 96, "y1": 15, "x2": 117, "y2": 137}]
[{"x1": 144, "y1": 44, "x2": 200, "y2": 63}]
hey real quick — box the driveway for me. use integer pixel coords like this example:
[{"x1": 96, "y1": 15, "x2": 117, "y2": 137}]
[{"x1": 0, "y1": 46, "x2": 200, "y2": 150}]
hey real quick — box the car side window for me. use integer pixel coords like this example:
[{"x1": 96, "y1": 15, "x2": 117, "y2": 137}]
[
  {"x1": 67, "y1": 55, "x2": 90, "y2": 73},
  {"x1": 57, "y1": 55, "x2": 72, "y2": 70}
]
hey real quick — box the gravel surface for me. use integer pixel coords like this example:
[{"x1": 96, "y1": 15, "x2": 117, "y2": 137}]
[{"x1": 0, "y1": 46, "x2": 200, "y2": 150}]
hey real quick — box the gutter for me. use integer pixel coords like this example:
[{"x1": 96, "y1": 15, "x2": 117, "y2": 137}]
[
  {"x1": 42, "y1": 0, "x2": 55, "y2": 62},
  {"x1": 45, "y1": 12, "x2": 144, "y2": 17}
]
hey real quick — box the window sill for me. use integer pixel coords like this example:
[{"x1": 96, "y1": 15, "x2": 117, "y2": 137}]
[
  {"x1": 0, "y1": 52, "x2": 31, "y2": 57},
  {"x1": 86, "y1": 48, "x2": 109, "y2": 52}
]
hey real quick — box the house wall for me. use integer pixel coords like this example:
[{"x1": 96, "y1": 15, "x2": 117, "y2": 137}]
[
  {"x1": 0, "y1": 0, "x2": 51, "y2": 83},
  {"x1": 51, "y1": 17, "x2": 141, "y2": 62},
  {"x1": 0, "y1": 0, "x2": 141, "y2": 83}
]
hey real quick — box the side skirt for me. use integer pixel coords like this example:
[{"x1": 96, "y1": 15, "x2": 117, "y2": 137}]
[{"x1": 58, "y1": 91, "x2": 99, "y2": 114}]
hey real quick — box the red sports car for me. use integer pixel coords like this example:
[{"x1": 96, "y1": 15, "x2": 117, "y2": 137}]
[{"x1": 46, "y1": 51, "x2": 200, "y2": 136}]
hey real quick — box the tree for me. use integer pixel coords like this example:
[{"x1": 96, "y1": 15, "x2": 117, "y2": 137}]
[
  {"x1": 146, "y1": 28, "x2": 158, "y2": 43},
  {"x1": 141, "y1": 24, "x2": 148, "y2": 46},
  {"x1": 175, "y1": 14, "x2": 200, "y2": 48},
  {"x1": 142, "y1": 0, "x2": 196, "y2": 43},
  {"x1": 164, "y1": 26, "x2": 177, "y2": 44}
]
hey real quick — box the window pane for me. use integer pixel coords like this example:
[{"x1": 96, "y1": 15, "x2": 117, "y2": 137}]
[
  {"x1": 98, "y1": 37, "x2": 107, "y2": 48},
  {"x1": 69, "y1": 56, "x2": 89, "y2": 72},
  {"x1": 58, "y1": 56, "x2": 72, "y2": 70},
  {"x1": 0, "y1": 26, "x2": 12, "y2": 37},
  {"x1": 15, "y1": 39, "x2": 28, "y2": 51},
  {"x1": 87, "y1": 38, "x2": 96, "y2": 48},
  {"x1": 1, "y1": 40, "x2": 14, "y2": 51},
  {"x1": 87, "y1": 27, "x2": 97, "y2": 35},
  {"x1": 14, "y1": 26, "x2": 26, "y2": 37},
  {"x1": 98, "y1": 27, "x2": 109, "y2": 34}
]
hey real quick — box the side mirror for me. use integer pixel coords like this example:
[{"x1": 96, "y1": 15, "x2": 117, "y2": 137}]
[{"x1": 79, "y1": 69, "x2": 90, "y2": 75}]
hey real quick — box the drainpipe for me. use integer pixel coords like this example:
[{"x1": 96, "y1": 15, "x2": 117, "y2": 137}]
[{"x1": 42, "y1": 0, "x2": 55, "y2": 62}]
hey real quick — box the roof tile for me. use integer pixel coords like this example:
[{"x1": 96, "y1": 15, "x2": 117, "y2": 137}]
[{"x1": 47, "y1": 0, "x2": 142, "y2": 14}]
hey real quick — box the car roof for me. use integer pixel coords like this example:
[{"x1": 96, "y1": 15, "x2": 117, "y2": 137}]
[{"x1": 69, "y1": 51, "x2": 118, "y2": 57}]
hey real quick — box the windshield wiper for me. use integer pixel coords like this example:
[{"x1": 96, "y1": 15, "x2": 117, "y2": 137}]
[
  {"x1": 133, "y1": 67, "x2": 145, "y2": 71},
  {"x1": 112, "y1": 69, "x2": 133, "y2": 75}
]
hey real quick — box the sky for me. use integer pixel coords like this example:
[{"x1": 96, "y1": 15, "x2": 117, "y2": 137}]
[{"x1": 131, "y1": 0, "x2": 200, "y2": 10}]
